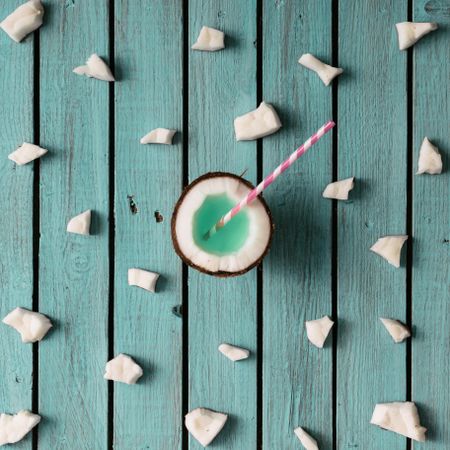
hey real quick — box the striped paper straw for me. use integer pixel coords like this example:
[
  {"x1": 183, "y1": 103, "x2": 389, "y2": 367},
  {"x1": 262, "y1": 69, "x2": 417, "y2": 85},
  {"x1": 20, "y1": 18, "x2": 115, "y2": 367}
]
[{"x1": 205, "y1": 120, "x2": 335, "y2": 239}]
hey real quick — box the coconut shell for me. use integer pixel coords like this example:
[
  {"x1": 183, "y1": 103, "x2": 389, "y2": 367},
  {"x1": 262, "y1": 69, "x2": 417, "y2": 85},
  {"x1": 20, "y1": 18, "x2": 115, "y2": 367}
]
[{"x1": 171, "y1": 172, "x2": 274, "y2": 277}]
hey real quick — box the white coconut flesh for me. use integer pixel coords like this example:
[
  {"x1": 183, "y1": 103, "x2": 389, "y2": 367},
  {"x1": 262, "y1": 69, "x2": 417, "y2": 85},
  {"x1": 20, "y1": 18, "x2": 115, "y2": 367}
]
[
  {"x1": 380, "y1": 318, "x2": 411, "y2": 343},
  {"x1": 173, "y1": 174, "x2": 272, "y2": 275},
  {"x1": 371, "y1": 402, "x2": 426, "y2": 442},
  {"x1": 2, "y1": 307, "x2": 52, "y2": 343},
  {"x1": 0, "y1": 410, "x2": 41, "y2": 446},
  {"x1": 305, "y1": 316, "x2": 334, "y2": 348},
  {"x1": 104, "y1": 354, "x2": 143, "y2": 385},
  {"x1": 185, "y1": 408, "x2": 228, "y2": 447},
  {"x1": 218, "y1": 343, "x2": 250, "y2": 361},
  {"x1": 370, "y1": 235, "x2": 408, "y2": 268},
  {"x1": 416, "y1": 137, "x2": 442, "y2": 175},
  {"x1": 395, "y1": 22, "x2": 438, "y2": 51},
  {"x1": 294, "y1": 427, "x2": 319, "y2": 450}
]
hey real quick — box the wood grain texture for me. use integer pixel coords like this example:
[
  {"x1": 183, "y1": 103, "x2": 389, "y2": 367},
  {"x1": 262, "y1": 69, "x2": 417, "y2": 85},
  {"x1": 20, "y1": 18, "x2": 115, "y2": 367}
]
[
  {"x1": 0, "y1": 2, "x2": 34, "y2": 449},
  {"x1": 262, "y1": 1, "x2": 333, "y2": 449},
  {"x1": 188, "y1": 1, "x2": 258, "y2": 448},
  {"x1": 38, "y1": 1, "x2": 109, "y2": 448},
  {"x1": 113, "y1": 1, "x2": 183, "y2": 448},
  {"x1": 412, "y1": 1, "x2": 450, "y2": 448},
  {"x1": 337, "y1": 2, "x2": 408, "y2": 449}
]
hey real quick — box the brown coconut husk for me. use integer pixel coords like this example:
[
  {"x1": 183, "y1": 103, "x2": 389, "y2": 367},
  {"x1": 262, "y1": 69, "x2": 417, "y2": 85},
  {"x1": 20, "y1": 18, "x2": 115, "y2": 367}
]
[{"x1": 171, "y1": 172, "x2": 274, "y2": 277}]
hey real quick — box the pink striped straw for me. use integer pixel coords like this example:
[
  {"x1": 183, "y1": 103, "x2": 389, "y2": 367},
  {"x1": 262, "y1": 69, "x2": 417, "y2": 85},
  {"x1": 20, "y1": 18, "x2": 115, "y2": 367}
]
[{"x1": 205, "y1": 120, "x2": 335, "y2": 239}]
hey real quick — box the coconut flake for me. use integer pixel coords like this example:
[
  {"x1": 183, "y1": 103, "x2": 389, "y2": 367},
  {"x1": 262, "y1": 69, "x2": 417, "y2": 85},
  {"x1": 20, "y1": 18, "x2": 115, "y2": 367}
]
[
  {"x1": 185, "y1": 408, "x2": 228, "y2": 447},
  {"x1": 294, "y1": 427, "x2": 319, "y2": 450},
  {"x1": 234, "y1": 101, "x2": 282, "y2": 141},
  {"x1": 8, "y1": 142, "x2": 47, "y2": 165},
  {"x1": 67, "y1": 210, "x2": 91, "y2": 235},
  {"x1": 371, "y1": 402, "x2": 426, "y2": 442},
  {"x1": 140, "y1": 128, "x2": 176, "y2": 145},
  {"x1": 305, "y1": 316, "x2": 334, "y2": 349},
  {"x1": 218, "y1": 343, "x2": 250, "y2": 362},
  {"x1": 298, "y1": 53, "x2": 343, "y2": 86},
  {"x1": 416, "y1": 137, "x2": 442, "y2": 175},
  {"x1": 104, "y1": 354, "x2": 143, "y2": 385},
  {"x1": 322, "y1": 177, "x2": 354, "y2": 200},
  {"x1": 370, "y1": 235, "x2": 408, "y2": 268},
  {"x1": 128, "y1": 268, "x2": 160, "y2": 293},
  {"x1": 0, "y1": 0, "x2": 44, "y2": 43},
  {"x1": 192, "y1": 26, "x2": 225, "y2": 51},
  {"x1": 2, "y1": 307, "x2": 52, "y2": 343},
  {"x1": 0, "y1": 410, "x2": 41, "y2": 446},
  {"x1": 396, "y1": 22, "x2": 438, "y2": 50},
  {"x1": 73, "y1": 54, "x2": 115, "y2": 82},
  {"x1": 380, "y1": 318, "x2": 410, "y2": 343}
]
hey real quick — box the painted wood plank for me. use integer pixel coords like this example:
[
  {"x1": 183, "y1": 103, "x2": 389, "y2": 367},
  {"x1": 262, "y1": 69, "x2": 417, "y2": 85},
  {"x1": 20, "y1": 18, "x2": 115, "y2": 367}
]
[
  {"x1": 262, "y1": 1, "x2": 333, "y2": 448},
  {"x1": 188, "y1": 1, "x2": 257, "y2": 448},
  {"x1": 113, "y1": 1, "x2": 183, "y2": 448},
  {"x1": 0, "y1": 2, "x2": 35, "y2": 448},
  {"x1": 412, "y1": 1, "x2": 450, "y2": 448},
  {"x1": 337, "y1": 2, "x2": 408, "y2": 448},
  {"x1": 38, "y1": 1, "x2": 109, "y2": 447}
]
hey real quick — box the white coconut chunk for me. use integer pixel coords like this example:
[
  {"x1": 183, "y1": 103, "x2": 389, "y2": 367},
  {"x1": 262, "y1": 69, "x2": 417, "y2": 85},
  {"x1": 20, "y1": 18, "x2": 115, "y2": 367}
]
[
  {"x1": 140, "y1": 128, "x2": 176, "y2": 145},
  {"x1": 380, "y1": 318, "x2": 410, "y2": 343},
  {"x1": 8, "y1": 142, "x2": 47, "y2": 166},
  {"x1": 67, "y1": 210, "x2": 91, "y2": 235},
  {"x1": 192, "y1": 26, "x2": 225, "y2": 51},
  {"x1": 322, "y1": 177, "x2": 354, "y2": 200},
  {"x1": 305, "y1": 316, "x2": 334, "y2": 348},
  {"x1": 298, "y1": 53, "x2": 343, "y2": 86},
  {"x1": 218, "y1": 343, "x2": 250, "y2": 361},
  {"x1": 2, "y1": 307, "x2": 52, "y2": 343},
  {"x1": 370, "y1": 235, "x2": 408, "y2": 268},
  {"x1": 234, "y1": 101, "x2": 282, "y2": 141},
  {"x1": 396, "y1": 22, "x2": 438, "y2": 50},
  {"x1": 104, "y1": 354, "x2": 143, "y2": 385},
  {"x1": 371, "y1": 402, "x2": 426, "y2": 442},
  {"x1": 0, "y1": 410, "x2": 41, "y2": 446},
  {"x1": 294, "y1": 427, "x2": 319, "y2": 450},
  {"x1": 73, "y1": 54, "x2": 115, "y2": 82},
  {"x1": 128, "y1": 268, "x2": 160, "y2": 293},
  {"x1": 416, "y1": 137, "x2": 442, "y2": 175},
  {"x1": 185, "y1": 408, "x2": 228, "y2": 447},
  {"x1": 0, "y1": 0, "x2": 44, "y2": 43}
]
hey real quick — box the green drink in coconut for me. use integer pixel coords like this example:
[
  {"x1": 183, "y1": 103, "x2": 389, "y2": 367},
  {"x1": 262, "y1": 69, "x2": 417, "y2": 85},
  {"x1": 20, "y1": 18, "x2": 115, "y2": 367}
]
[{"x1": 171, "y1": 172, "x2": 273, "y2": 277}]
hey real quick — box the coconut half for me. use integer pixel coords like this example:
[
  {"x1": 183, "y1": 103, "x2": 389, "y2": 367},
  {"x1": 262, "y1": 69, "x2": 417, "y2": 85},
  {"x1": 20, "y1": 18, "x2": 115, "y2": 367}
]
[{"x1": 171, "y1": 173, "x2": 273, "y2": 277}]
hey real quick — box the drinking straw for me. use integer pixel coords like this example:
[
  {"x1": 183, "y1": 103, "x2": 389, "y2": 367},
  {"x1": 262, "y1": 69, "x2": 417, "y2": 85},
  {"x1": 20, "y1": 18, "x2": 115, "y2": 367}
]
[{"x1": 205, "y1": 120, "x2": 335, "y2": 239}]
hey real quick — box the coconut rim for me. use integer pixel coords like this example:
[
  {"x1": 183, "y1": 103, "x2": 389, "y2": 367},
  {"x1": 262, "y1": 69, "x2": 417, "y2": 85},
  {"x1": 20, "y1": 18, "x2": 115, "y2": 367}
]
[{"x1": 171, "y1": 172, "x2": 274, "y2": 277}]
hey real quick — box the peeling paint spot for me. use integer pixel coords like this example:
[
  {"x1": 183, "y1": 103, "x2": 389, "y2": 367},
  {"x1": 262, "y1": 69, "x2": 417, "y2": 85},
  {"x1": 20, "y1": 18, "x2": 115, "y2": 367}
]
[
  {"x1": 217, "y1": 10, "x2": 226, "y2": 19},
  {"x1": 127, "y1": 195, "x2": 138, "y2": 215},
  {"x1": 425, "y1": 1, "x2": 450, "y2": 17},
  {"x1": 154, "y1": 211, "x2": 164, "y2": 223},
  {"x1": 172, "y1": 305, "x2": 183, "y2": 318},
  {"x1": 15, "y1": 376, "x2": 22, "y2": 383},
  {"x1": 364, "y1": 221, "x2": 374, "y2": 229},
  {"x1": 275, "y1": 0, "x2": 286, "y2": 8},
  {"x1": 443, "y1": 239, "x2": 449, "y2": 244},
  {"x1": 65, "y1": 0, "x2": 75, "y2": 8}
]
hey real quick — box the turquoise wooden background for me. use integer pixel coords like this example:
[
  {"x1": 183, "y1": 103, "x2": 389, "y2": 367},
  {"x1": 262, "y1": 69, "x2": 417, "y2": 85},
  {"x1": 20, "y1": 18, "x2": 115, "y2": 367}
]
[{"x1": 0, "y1": 0, "x2": 448, "y2": 449}]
